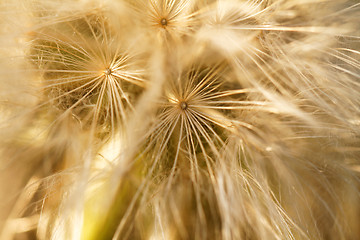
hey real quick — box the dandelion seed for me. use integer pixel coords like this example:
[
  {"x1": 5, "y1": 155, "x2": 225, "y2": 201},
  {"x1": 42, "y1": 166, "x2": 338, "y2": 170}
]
[
  {"x1": 126, "y1": 0, "x2": 198, "y2": 42},
  {"x1": 28, "y1": 13, "x2": 146, "y2": 136},
  {"x1": 179, "y1": 101, "x2": 188, "y2": 110},
  {"x1": 103, "y1": 68, "x2": 112, "y2": 76},
  {"x1": 160, "y1": 18, "x2": 168, "y2": 27}
]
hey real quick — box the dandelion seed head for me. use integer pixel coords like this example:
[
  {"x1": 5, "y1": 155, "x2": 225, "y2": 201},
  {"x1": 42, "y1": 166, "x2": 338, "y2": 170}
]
[{"x1": 1, "y1": 0, "x2": 360, "y2": 240}]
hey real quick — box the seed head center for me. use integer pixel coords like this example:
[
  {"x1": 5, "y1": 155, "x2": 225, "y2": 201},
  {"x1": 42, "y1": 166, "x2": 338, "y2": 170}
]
[
  {"x1": 180, "y1": 101, "x2": 188, "y2": 110},
  {"x1": 160, "y1": 18, "x2": 168, "y2": 26},
  {"x1": 104, "y1": 68, "x2": 112, "y2": 76}
]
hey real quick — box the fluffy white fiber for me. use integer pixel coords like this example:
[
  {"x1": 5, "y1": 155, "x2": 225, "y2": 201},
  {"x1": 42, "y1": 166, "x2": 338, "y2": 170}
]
[{"x1": 0, "y1": 0, "x2": 359, "y2": 239}]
